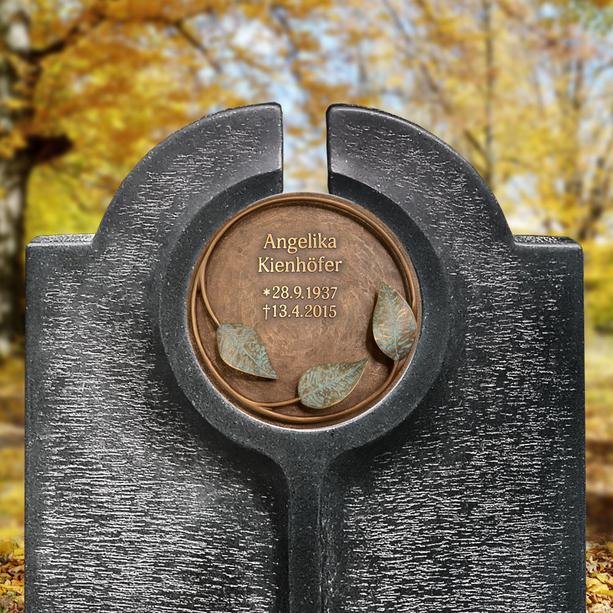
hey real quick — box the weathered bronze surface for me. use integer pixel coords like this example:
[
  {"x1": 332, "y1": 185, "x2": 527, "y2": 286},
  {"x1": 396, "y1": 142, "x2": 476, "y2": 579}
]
[
  {"x1": 373, "y1": 284, "x2": 418, "y2": 360},
  {"x1": 190, "y1": 193, "x2": 421, "y2": 427}
]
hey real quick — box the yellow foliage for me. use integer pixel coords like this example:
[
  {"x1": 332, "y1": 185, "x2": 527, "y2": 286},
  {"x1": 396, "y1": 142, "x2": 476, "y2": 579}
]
[
  {"x1": 0, "y1": 542, "x2": 24, "y2": 612},
  {"x1": 588, "y1": 544, "x2": 613, "y2": 612},
  {"x1": 2, "y1": 0, "x2": 352, "y2": 240},
  {"x1": 0, "y1": 5, "x2": 611, "y2": 611}
]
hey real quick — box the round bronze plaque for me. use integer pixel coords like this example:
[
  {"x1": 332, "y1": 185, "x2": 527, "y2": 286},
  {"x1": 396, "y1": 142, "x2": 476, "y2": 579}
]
[{"x1": 189, "y1": 193, "x2": 421, "y2": 428}]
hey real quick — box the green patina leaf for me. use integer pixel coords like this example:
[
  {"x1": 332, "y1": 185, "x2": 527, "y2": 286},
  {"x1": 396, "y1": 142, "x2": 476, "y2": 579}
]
[
  {"x1": 216, "y1": 323, "x2": 277, "y2": 379},
  {"x1": 373, "y1": 284, "x2": 417, "y2": 361},
  {"x1": 298, "y1": 359, "x2": 368, "y2": 409}
]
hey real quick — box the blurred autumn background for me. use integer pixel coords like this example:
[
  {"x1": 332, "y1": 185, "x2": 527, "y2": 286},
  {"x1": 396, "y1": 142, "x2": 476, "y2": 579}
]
[{"x1": 1, "y1": 0, "x2": 613, "y2": 609}]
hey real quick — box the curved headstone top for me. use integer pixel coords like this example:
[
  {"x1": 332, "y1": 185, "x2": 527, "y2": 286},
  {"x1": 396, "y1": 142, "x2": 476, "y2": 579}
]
[
  {"x1": 93, "y1": 103, "x2": 284, "y2": 254},
  {"x1": 327, "y1": 104, "x2": 513, "y2": 245}
]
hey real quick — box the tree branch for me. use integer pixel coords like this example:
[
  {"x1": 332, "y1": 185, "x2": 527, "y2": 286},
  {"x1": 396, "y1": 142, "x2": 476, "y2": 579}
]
[
  {"x1": 17, "y1": 6, "x2": 221, "y2": 74},
  {"x1": 382, "y1": 0, "x2": 487, "y2": 161},
  {"x1": 15, "y1": 6, "x2": 105, "y2": 63},
  {"x1": 577, "y1": 123, "x2": 613, "y2": 241},
  {"x1": 173, "y1": 18, "x2": 221, "y2": 74}
]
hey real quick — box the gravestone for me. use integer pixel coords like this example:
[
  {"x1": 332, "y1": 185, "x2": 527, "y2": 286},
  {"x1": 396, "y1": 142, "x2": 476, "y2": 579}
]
[{"x1": 26, "y1": 104, "x2": 584, "y2": 612}]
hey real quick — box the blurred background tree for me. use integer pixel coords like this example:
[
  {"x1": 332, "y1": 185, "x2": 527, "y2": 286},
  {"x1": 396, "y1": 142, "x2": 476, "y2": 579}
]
[
  {"x1": 0, "y1": 0, "x2": 612, "y2": 558},
  {"x1": 0, "y1": 0, "x2": 348, "y2": 356}
]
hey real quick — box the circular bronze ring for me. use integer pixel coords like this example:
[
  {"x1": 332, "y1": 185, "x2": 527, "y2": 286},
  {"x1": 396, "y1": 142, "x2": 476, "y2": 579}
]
[{"x1": 189, "y1": 192, "x2": 421, "y2": 428}]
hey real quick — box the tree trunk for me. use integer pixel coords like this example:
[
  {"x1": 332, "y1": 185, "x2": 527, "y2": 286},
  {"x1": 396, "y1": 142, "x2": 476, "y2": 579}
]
[
  {"x1": 0, "y1": 154, "x2": 30, "y2": 356},
  {"x1": 0, "y1": 0, "x2": 31, "y2": 357},
  {"x1": 482, "y1": 0, "x2": 496, "y2": 190},
  {"x1": 0, "y1": 1, "x2": 72, "y2": 357}
]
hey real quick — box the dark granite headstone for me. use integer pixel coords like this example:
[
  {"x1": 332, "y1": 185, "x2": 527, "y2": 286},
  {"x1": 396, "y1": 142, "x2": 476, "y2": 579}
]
[{"x1": 26, "y1": 104, "x2": 584, "y2": 612}]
